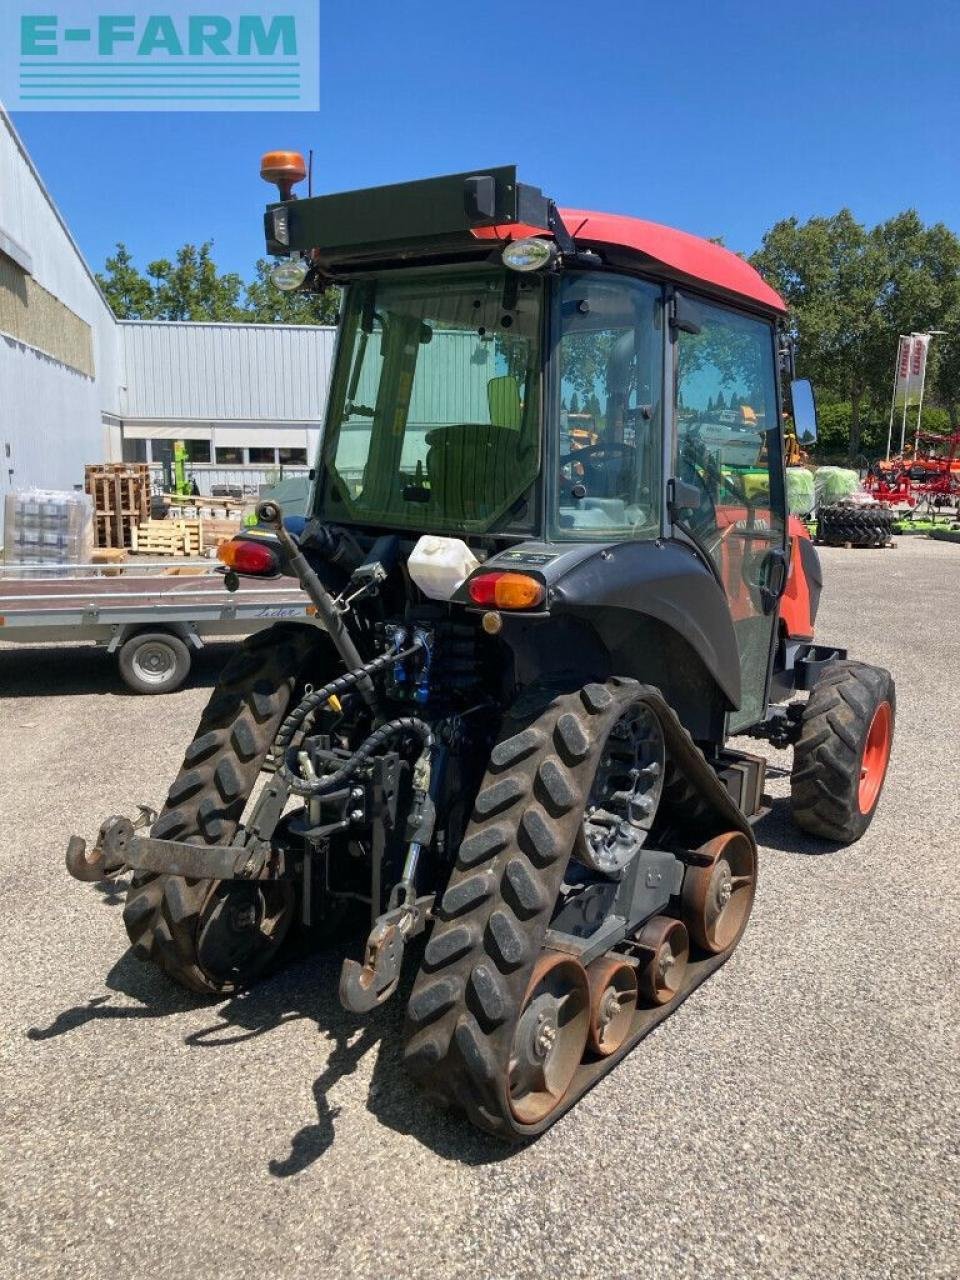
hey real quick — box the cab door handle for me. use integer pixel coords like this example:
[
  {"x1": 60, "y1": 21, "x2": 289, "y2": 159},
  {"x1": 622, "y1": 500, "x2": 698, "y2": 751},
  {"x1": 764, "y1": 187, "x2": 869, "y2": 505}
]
[{"x1": 759, "y1": 549, "x2": 788, "y2": 614}]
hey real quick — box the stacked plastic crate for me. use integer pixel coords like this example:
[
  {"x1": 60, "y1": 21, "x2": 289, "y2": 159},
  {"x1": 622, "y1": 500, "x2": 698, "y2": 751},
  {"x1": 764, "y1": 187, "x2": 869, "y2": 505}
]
[{"x1": 2, "y1": 489, "x2": 94, "y2": 576}]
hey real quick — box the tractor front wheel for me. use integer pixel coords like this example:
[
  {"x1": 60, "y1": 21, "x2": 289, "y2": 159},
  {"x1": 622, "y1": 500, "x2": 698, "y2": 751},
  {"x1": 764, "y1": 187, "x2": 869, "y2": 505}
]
[{"x1": 791, "y1": 660, "x2": 895, "y2": 844}]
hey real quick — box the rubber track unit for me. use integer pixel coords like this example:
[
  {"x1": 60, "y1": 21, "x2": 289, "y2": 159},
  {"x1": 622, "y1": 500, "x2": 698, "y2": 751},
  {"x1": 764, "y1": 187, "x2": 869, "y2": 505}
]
[
  {"x1": 791, "y1": 659, "x2": 895, "y2": 843},
  {"x1": 403, "y1": 677, "x2": 756, "y2": 1140},
  {"x1": 122, "y1": 623, "x2": 325, "y2": 994},
  {"x1": 817, "y1": 503, "x2": 896, "y2": 548}
]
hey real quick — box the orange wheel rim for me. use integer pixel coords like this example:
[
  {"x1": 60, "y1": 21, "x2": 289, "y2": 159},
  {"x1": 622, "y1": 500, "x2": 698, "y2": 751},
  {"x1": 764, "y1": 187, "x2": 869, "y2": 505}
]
[{"x1": 858, "y1": 700, "x2": 892, "y2": 814}]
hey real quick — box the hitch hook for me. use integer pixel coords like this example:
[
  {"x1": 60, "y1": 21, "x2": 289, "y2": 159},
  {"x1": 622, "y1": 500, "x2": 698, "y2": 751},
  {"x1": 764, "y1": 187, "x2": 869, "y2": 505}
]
[
  {"x1": 65, "y1": 805, "x2": 157, "y2": 883},
  {"x1": 338, "y1": 893, "x2": 435, "y2": 1014},
  {"x1": 339, "y1": 920, "x2": 403, "y2": 1013}
]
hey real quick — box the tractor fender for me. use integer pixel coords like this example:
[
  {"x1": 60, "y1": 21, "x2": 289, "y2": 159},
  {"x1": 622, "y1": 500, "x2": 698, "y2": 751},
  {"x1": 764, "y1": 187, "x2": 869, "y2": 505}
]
[
  {"x1": 546, "y1": 540, "x2": 742, "y2": 710},
  {"x1": 779, "y1": 517, "x2": 821, "y2": 641}
]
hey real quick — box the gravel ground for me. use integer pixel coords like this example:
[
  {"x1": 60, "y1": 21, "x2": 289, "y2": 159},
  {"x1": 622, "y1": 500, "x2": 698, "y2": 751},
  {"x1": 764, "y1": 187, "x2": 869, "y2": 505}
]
[{"x1": 1, "y1": 538, "x2": 958, "y2": 1280}]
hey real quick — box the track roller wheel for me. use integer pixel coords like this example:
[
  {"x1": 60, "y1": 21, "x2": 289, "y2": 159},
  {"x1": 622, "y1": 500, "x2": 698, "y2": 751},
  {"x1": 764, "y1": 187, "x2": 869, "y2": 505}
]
[
  {"x1": 634, "y1": 916, "x2": 689, "y2": 1005},
  {"x1": 508, "y1": 952, "x2": 589, "y2": 1126},
  {"x1": 586, "y1": 955, "x2": 637, "y2": 1056},
  {"x1": 681, "y1": 831, "x2": 756, "y2": 954}
]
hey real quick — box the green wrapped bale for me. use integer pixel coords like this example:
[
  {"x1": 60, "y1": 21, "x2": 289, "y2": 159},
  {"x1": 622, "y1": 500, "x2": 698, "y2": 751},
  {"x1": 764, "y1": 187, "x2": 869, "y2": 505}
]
[
  {"x1": 785, "y1": 467, "x2": 816, "y2": 516},
  {"x1": 814, "y1": 466, "x2": 860, "y2": 506}
]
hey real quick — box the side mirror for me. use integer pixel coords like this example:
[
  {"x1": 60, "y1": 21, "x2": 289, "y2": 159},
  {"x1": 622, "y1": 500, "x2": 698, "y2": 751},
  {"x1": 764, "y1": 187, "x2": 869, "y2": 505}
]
[{"x1": 790, "y1": 379, "x2": 818, "y2": 446}]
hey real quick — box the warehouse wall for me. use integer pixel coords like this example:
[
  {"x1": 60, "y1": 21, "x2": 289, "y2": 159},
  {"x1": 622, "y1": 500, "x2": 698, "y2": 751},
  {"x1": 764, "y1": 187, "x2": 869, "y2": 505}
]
[
  {"x1": 120, "y1": 321, "x2": 335, "y2": 422},
  {"x1": 0, "y1": 109, "x2": 122, "y2": 497},
  {"x1": 0, "y1": 106, "x2": 336, "y2": 504}
]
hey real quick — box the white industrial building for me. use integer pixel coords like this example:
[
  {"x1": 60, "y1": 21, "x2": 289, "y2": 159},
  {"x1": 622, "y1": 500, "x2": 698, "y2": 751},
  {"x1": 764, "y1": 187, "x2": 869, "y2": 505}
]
[{"x1": 0, "y1": 106, "x2": 333, "y2": 505}]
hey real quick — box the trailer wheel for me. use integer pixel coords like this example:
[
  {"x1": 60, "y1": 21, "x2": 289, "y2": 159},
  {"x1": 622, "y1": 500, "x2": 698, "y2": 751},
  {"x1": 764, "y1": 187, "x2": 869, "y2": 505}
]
[
  {"x1": 118, "y1": 631, "x2": 192, "y2": 695},
  {"x1": 791, "y1": 660, "x2": 895, "y2": 844}
]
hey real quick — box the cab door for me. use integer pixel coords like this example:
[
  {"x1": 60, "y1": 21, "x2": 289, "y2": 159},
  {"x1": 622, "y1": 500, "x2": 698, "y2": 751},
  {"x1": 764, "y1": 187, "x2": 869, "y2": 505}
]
[{"x1": 671, "y1": 295, "x2": 787, "y2": 732}]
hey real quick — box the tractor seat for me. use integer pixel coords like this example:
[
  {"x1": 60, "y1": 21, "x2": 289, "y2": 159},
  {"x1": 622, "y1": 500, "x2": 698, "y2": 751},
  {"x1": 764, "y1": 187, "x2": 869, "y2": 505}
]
[{"x1": 425, "y1": 424, "x2": 530, "y2": 524}]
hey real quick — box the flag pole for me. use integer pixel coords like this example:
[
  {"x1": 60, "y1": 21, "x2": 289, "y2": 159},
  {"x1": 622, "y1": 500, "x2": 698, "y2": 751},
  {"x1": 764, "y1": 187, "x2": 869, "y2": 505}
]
[
  {"x1": 913, "y1": 335, "x2": 931, "y2": 455},
  {"x1": 886, "y1": 335, "x2": 904, "y2": 460}
]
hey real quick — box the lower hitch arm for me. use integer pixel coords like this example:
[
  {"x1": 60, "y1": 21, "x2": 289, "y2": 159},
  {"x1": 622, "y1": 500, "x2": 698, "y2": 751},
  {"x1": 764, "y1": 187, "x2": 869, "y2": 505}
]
[{"x1": 66, "y1": 810, "x2": 272, "y2": 883}]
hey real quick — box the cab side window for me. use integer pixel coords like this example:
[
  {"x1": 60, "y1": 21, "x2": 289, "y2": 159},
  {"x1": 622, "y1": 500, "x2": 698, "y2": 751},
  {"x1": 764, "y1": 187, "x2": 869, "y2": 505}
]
[
  {"x1": 674, "y1": 300, "x2": 782, "y2": 552},
  {"x1": 555, "y1": 273, "x2": 663, "y2": 538},
  {"x1": 674, "y1": 299, "x2": 785, "y2": 732}
]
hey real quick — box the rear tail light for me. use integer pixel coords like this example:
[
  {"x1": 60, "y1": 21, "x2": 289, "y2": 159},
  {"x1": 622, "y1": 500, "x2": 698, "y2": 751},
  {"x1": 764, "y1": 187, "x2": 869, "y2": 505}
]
[
  {"x1": 217, "y1": 539, "x2": 279, "y2": 576},
  {"x1": 467, "y1": 571, "x2": 544, "y2": 610}
]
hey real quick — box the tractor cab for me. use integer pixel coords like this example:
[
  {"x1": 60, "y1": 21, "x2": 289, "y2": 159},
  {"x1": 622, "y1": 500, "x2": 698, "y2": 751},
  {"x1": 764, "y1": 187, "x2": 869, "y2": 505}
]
[
  {"x1": 260, "y1": 160, "x2": 816, "y2": 737},
  {"x1": 64, "y1": 160, "x2": 892, "y2": 1143}
]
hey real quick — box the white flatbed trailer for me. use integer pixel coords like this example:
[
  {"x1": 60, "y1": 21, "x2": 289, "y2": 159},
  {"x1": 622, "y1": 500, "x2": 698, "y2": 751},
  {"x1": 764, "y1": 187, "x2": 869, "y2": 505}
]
[{"x1": 0, "y1": 561, "x2": 314, "y2": 693}]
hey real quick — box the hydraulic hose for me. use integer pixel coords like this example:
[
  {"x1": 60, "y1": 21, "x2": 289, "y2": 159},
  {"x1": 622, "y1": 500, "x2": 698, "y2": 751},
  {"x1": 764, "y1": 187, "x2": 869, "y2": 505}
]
[
  {"x1": 284, "y1": 716, "x2": 435, "y2": 793},
  {"x1": 281, "y1": 716, "x2": 434, "y2": 797},
  {"x1": 273, "y1": 637, "x2": 429, "y2": 797},
  {"x1": 274, "y1": 641, "x2": 423, "y2": 753}
]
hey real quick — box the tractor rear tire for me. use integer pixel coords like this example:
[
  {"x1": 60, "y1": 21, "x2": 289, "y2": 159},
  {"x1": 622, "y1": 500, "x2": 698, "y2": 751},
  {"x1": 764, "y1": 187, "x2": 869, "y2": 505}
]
[
  {"x1": 791, "y1": 660, "x2": 895, "y2": 844},
  {"x1": 122, "y1": 622, "x2": 326, "y2": 994},
  {"x1": 816, "y1": 503, "x2": 895, "y2": 548}
]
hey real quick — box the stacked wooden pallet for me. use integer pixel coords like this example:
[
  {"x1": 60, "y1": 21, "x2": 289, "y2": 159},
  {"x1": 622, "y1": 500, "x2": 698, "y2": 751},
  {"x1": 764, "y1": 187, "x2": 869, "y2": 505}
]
[
  {"x1": 162, "y1": 495, "x2": 248, "y2": 552},
  {"x1": 85, "y1": 464, "x2": 151, "y2": 549},
  {"x1": 131, "y1": 518, "x2": 203, "y2": 557}
]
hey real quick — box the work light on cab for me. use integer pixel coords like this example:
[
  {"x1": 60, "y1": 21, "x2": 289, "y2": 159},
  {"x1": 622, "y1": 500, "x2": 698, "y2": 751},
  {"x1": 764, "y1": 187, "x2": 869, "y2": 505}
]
[
  {"x1": 502, "y1": 237, "x2": 557, "y2": 273},
  {"x1": 217, "y1": 539, "x2": 279, "y2": 576},
  {"x1": 271, "y1": 257, "x2": 310, "y2": 291},
  {"x1": 468, "y1": 571, "x2": 545, "y2": 609}
]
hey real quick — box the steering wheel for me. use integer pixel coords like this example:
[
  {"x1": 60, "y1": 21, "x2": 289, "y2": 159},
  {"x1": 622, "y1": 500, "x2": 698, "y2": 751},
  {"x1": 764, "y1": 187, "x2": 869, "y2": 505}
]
[
  {"x1": 559, "y1": 440, "x2": 634, "y2": 468},
  {"x1": 559, "y1": 440, "x2": 636, "y2": 497}
]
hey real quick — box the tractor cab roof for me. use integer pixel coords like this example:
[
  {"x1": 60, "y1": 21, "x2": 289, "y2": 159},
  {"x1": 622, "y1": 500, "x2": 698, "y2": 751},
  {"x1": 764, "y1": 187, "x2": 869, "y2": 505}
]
[
  {"x1": 475, "y1": 210, "x2": 786, "y2": 314},
  {"x1": 264, "y1": 164, "x2": 785, "y2": 315}
]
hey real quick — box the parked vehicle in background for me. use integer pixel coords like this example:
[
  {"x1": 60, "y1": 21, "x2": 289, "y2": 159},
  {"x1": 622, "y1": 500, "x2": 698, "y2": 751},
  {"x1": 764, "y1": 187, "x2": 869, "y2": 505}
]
[{"x1": 0, "y1": 561, "x2": 309, "y2": 693}]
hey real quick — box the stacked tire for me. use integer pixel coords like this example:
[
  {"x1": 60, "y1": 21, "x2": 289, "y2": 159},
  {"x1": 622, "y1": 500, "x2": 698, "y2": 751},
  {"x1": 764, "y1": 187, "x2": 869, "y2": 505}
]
[{"x1": 816, "y1": 502, "x2": 896, "y2": 548}]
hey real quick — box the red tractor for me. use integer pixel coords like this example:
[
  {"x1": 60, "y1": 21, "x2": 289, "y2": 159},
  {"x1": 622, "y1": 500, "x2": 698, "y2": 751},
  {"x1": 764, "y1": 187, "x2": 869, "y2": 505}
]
[{"x1": 67, "y1": 162, "x2": 895, "y2": 1139}]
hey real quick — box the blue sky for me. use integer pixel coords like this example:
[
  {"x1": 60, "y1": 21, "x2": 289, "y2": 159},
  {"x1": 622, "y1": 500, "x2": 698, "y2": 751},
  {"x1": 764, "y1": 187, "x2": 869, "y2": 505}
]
[{"x1": 11, "y1": 0, "x2": 960, "y2": 284}]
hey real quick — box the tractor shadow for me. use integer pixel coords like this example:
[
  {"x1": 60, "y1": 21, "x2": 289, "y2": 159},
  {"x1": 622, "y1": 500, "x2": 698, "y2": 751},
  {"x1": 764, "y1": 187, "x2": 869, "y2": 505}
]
[
  {"x1": 0, "y1": 642, "x2": 232, "y2": 698},
  {"x1": 25, "y1": 933, "x2": 510, "y2": 1172},
  {"x1": 25, "y1": 947, "x2": 202, "y2": 1040},
  {"x1": 752, "y1": 796, "x2": 844, "y2": 856},
  {"x1": 184, "y1": 940, "x2": 511, "y2": 1173}
]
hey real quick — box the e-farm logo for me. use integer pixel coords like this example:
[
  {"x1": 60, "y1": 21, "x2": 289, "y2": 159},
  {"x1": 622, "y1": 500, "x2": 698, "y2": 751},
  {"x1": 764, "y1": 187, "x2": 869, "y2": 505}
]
[{"x1": 2, "y1": 2, "x2": 319, "y2": 111}]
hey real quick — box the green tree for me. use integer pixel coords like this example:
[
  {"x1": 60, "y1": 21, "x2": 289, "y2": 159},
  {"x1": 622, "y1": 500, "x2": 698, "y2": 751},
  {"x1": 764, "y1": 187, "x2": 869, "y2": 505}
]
[
  {"x1": 752, "y1": 210, "x2": 960, "y2": 459},
  {"x1": 751, "y1": 211, "x2": 886, "y2": 459},
  {"x1": 145, "y1": 242, "x2": 245, "y2": 321},
  {"x1": 96, "y1": 242, "x2": 338, "y2": 326},
  {"x1": 933, "y1": 332, "x2": 960, "y2": 429},
  {"x1": 95, "y1": 243, "x2": 156, "y2": 319}
]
